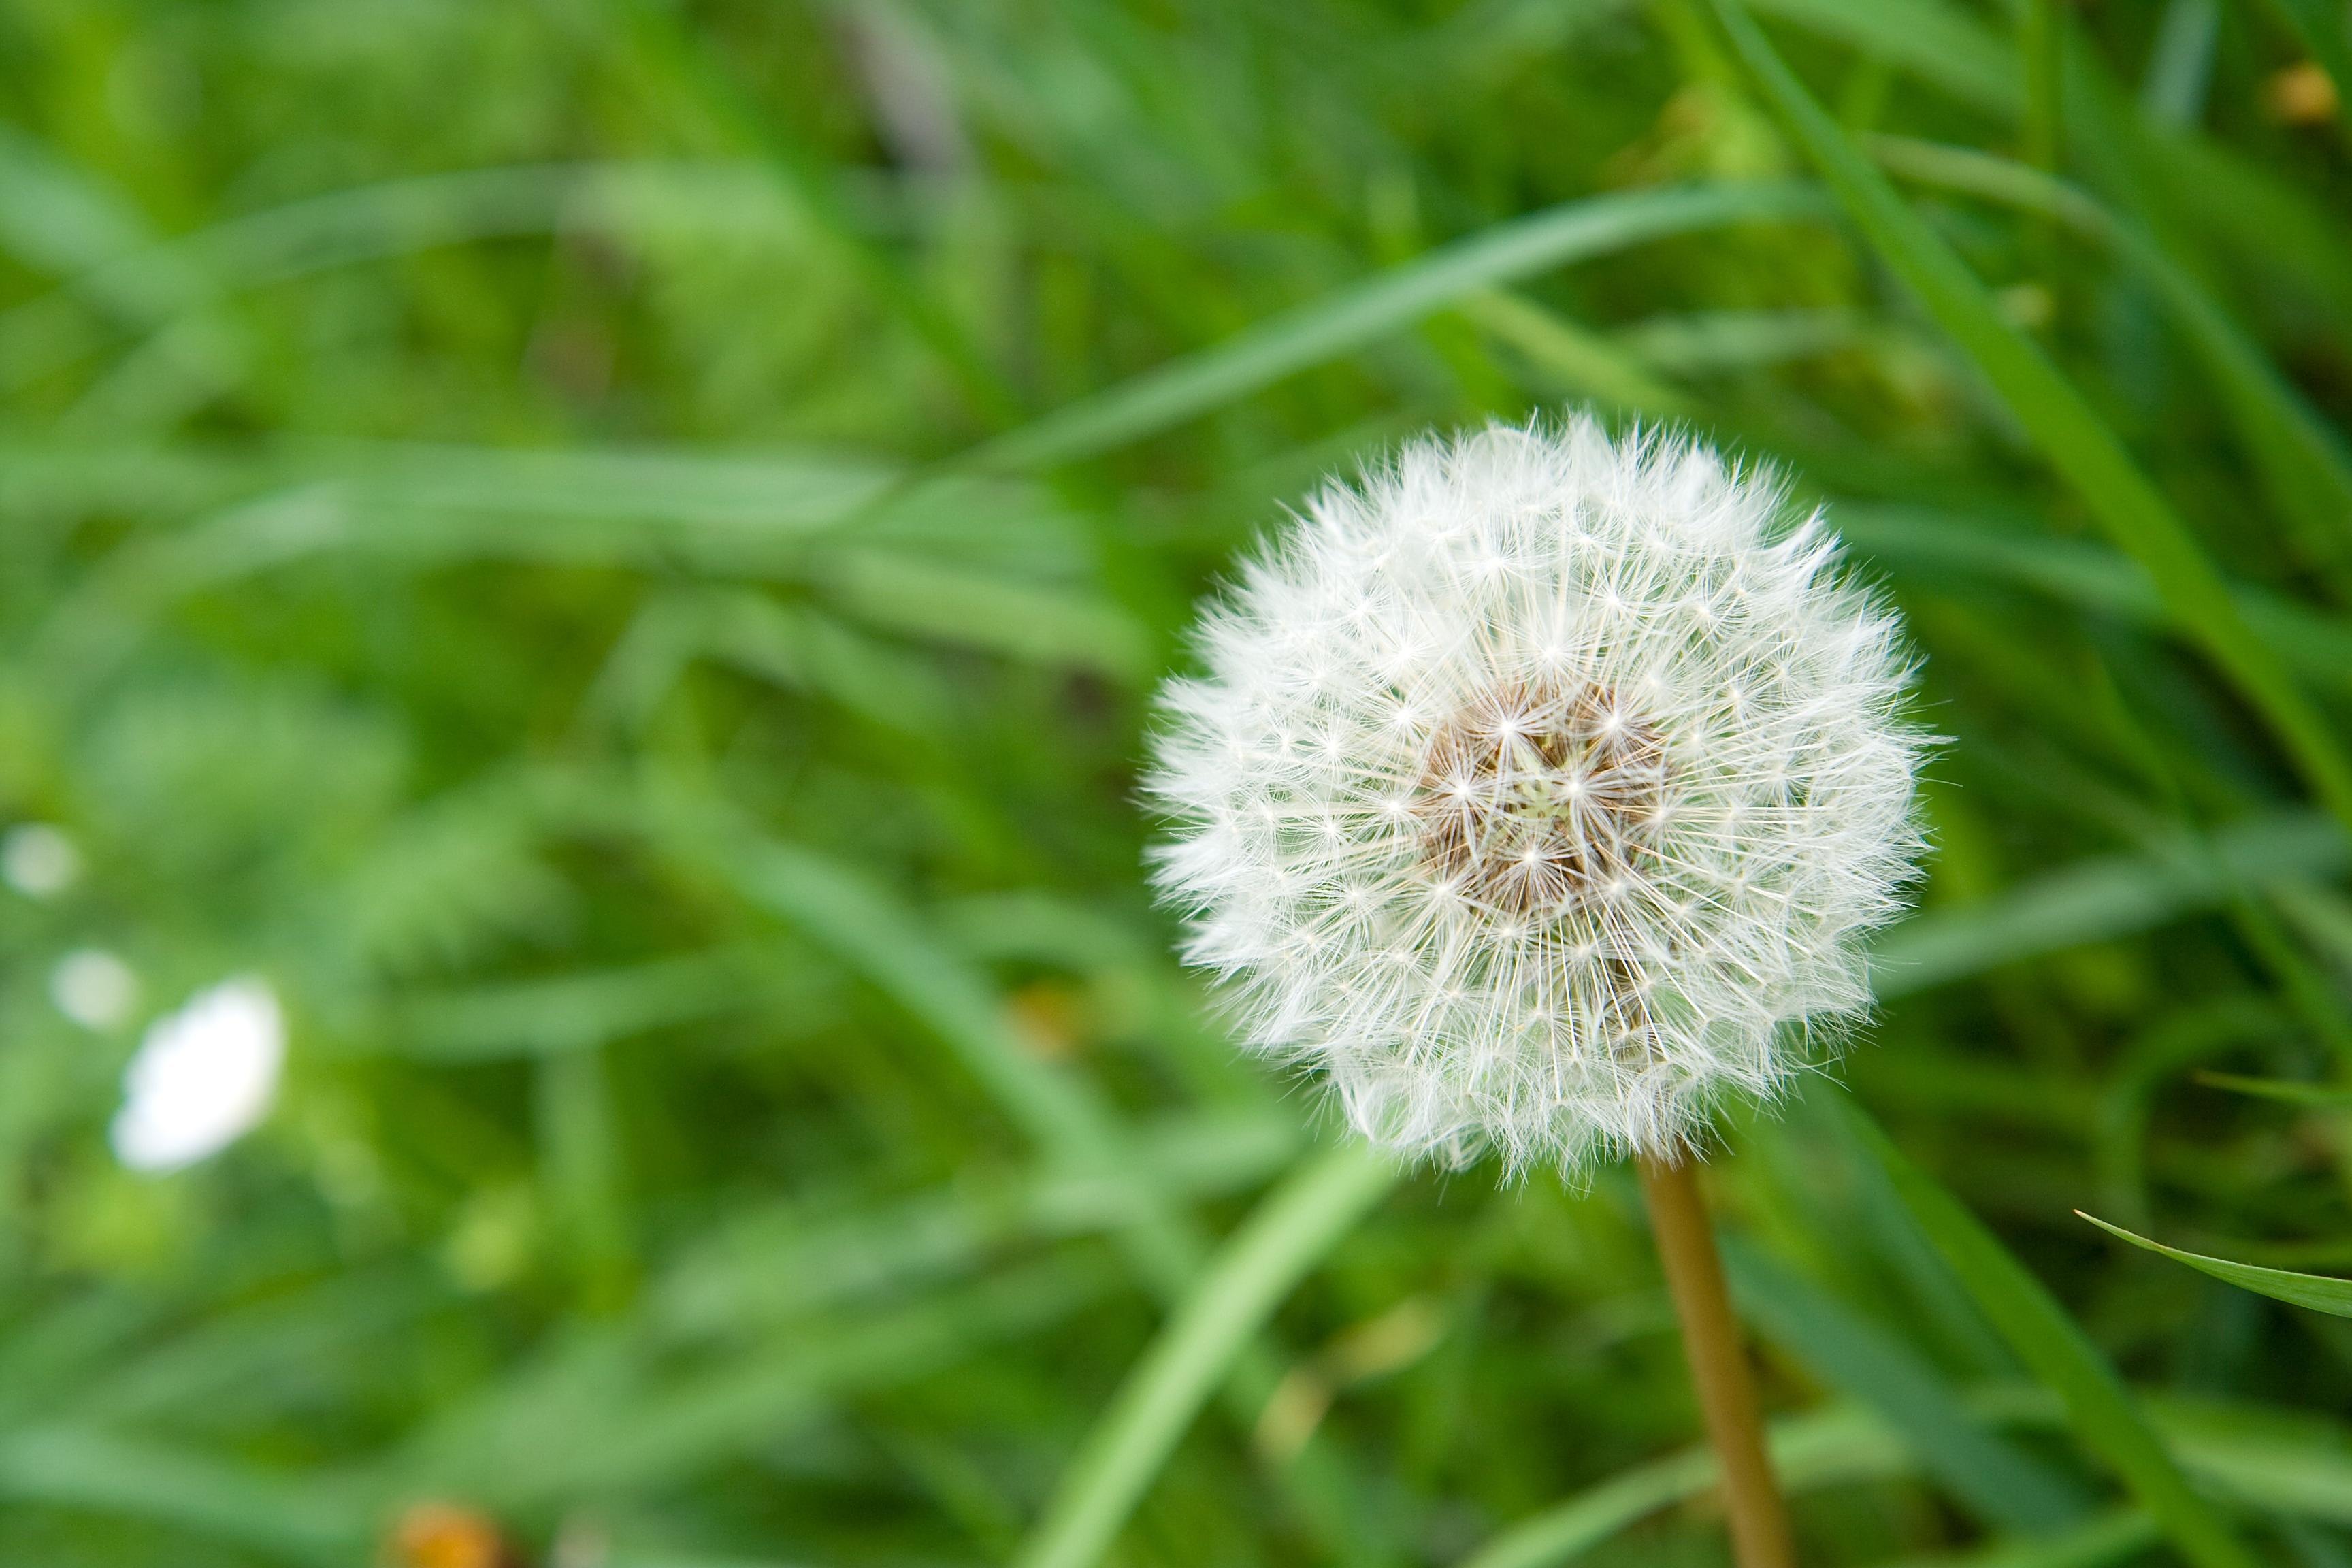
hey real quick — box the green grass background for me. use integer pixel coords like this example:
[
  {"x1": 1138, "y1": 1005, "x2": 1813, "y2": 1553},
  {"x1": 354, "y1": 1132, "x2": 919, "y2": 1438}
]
[{"x1": 4, "y1": 0, "x2": 2352, "y2": 1565}]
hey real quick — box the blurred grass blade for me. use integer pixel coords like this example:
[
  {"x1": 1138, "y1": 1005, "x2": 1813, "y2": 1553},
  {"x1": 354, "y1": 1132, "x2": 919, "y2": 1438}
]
[
  {"x1": 1458, "y1": 1405, "x2": 1912, "y2": 1568},
  {"x1": 5, "y1": 163, "x2": 632, "y2": 333},
  {"x1": 0, "y1": 165, "x2": 591, "y2": 393},
  {"x1": 71, "y1": 448, "x2": 1137, "y2": 688},
  {"x1": 114, "y1": 165, "x2": 589, "y2": 298},
  {"x1": 1795, "y1": 1091, "x2": 2024, "y2": 1379},
  {"x1": 1744, "y1": 0, "x2": 2014, "y2": 116},
  {"x1": 969, "y1": 182, "x2": 1826, "y2": 471},
  {"x1": 810, "y1": 549, "x2": 1153, "y2": 682},
  {"x1": 1844, "y1": 1104, "x2": 2257, "y2": 1568},
  {"x1": 65, "y1": 1266, "x2": 445, "y2": 1426},
  {"x1": 393, "y1": 1258, "x2": 1109, "y2": 1507},
  {"x1": 1869, "y1": 809, "x2": 2347, "y2": 997},
  {"x1": 1835, "y1": 507, "x2": 2352, "y2": 689},
  {"x1": 1865, "y1": 136, "x2": 2352, "y2": 573},
  {"x1": 1901, "y1": 1510, "x2": 2158, "y2": 1568},
  {"x1": 1453, "y1": 289, "x2": 1694, "y2": 415},
  {"x1": 2145, "y1": 1393, "x2": 2352, "y2": 1525},
  {"x1": 586, "y1": 587, "x2": 953, "y2": 736},
  {"x1": 0, "y1": 125, "x2": 158, "y2": 280},
  {"x1": 0, "y1": 159, "x2": 972, "y2": 406},
  {"x1": 0, "y1": 1426, "x2": 368, "y2": 1564},
  {"x1": 2079, "y1": 1213, "x2": 2352, "y2": 1317},
  {"x1": 700, "y1": 821, "x2": 1399, "y2": 1563},
  {"x1": 2142, "y1": 0, "x2": 2221, "y2": 127},
  {"x1": 395, "y1": 948, "x2": 769, "y2": 1060},
  {"x1": 698, "y1": 816, "x2": 1354, "y2": 1494},
  {"x1": 2019, "y1": 0, "x2": 2063, "y2": 174},
  {"x1": 1715, "y1": 0, "x2": 2352, "y2": 836},
  {"x1": 646, "y1": 1113, "x2": 1298, "y2": 1343},
  {"x1": 1722, "y1": 1240, "x2": 2088, "y2": 1533},
  {"x1": 1010, "y1": 1142, "x2": 1395, "y2": 1568},
  {"x1": 2191, "y1": 1070, "x2": 2352, "y2": 1107},
  {"x1": 598, "y1": 0, "x2": 1017, "y2": 421},
  {"x1": 715, "y1": 832, "x2": 1121, "y2": 1169},
  {"x1": 538, "y1": 1047, "x2": 635, "y2": 1307},
  {"x1": 2002, "y1": 1386, "x2": 2352, "y2": 1523}
]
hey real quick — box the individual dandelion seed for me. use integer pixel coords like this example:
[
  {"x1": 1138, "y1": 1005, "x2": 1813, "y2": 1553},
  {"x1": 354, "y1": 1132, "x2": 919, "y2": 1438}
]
[
  {"x1": 1147, "y1": 416, "x2": 1929, "y2": 1568},
  {"x1": 1147, "y1": 415, "x2": 1925, "y2": 1175}
]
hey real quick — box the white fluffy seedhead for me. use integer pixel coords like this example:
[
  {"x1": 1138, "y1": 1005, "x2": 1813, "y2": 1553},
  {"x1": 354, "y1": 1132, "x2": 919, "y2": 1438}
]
[{"x1": 1147, "y1": 418, "x2": 1926, "y2": 1174}]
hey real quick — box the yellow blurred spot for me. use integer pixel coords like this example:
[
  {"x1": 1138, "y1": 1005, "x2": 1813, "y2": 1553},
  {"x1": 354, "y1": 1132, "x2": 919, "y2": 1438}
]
[
  {"x1": 2267, "y1": 62, "x2": 2338, "y2": 124},
  {"x1": 1254, "y1": 1364, "x2": 1335, "y2": 1465},
  {"x1": 1603, "y1": 83, "x2": 1786, "y2": 185},
  {"x1": 1324, "y1": 1294, "x2": 1448, "y2": 1381},
  {"x1": 390, "y1": 1503, "x2": 517, "y2": 1568},
  {"x1": 1004, "y1": 981, "x2": 1086, "y2": 1060},
  {"x1": 1253, "y1": 1296, "x2": 1448, "y2": 1465}
]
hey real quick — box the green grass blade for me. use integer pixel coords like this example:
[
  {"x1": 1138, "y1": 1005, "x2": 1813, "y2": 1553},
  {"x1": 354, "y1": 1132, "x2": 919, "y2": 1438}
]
[
  {"x1": 585, "y1": 588, "x2": 955, "y2": 736},
  {"x1": 1869, "y1": 810, "x2": 2347, "y2": 997},
  {"x1": 1845, "y1": 1105, "x2": 2257, "y2": 1568},
  {"x1": 645, "y1": 1114, "x2": 1297, "y2": 1344},
  {"x1": 810, "y1": 548, "x2": 1152, "y2": 682},
  {"x1": 698, "y1": 821, "x2": 1398, "y2": 1564},
  {"x1": 0, "y1": 125, "x2": 159, "y2": 280},
  {"x1": 599, "y1": 0, "x2": 1017, "y2": 423},
  {"x1": 1883, "y1": 1509, "x2": 2158, "y2": 1568},
  {"x1": 1744, "y1": 0, "x2": 2015, "y2": 117},
  {"x1": 714, "y1": 832, "x2": 1123, "y2": 1169},
  {"x1": 130, "y1": 165, "x2": 588, "y2": 299},
  {"x1": 393, "y1": 947, "x2": 770, "y2": 1060},
  {"x1": 968, "y1": 182, "x2": 1826, "y2": 471},
  {"x1": 0, "y1": 1426, "x2": 368, "y2": 1564},
  {"x1": 2191, "y1": 1070, "x2": 2352, "y2": 1107},
  {"x1": 1865, "y1": 135, "x2": 2352, "y2": 573},
  {"x1": 75, "y1": 449, "x2": 1135, "y2": 685},
  {"x1": 2142, "y1": 0, "x2": 2221, "y2": 127},
  {"x1": 538, "y1": 1046, "x2": 636, "y2": 1307},
  {"x1": 1009, "y1": 1142, "x2": 1396, "y2": 1568},
  {"x1": 2019, "y1": 0, "x2": 2063, "y2": 174},
  {"x1": 63, "y1": 1267, "x2": 444, "y2": 1426},
  {"x1": 1835, "y1": 506, "x2": 2352, "y2": 689},
  {"x1": 2145, "y1": 1393, "x2": 2352, "y2": 1525},
  {"x1": 1457, "y1": 1405, "x2": 1913, "y2": 1568},
  {"x1": 1722, "y1": 1240, "x2": 2089, "y2": 1533},
  {"x1": 2, "y1": 163, "x2": 731, "y2": 333},
  {"x1": 1716, "y1": 0, "x2": 2352, "y2": 836},
  {"x1": 2079, "y1": 1213, "x2": 2352, "y2": 1318},
  {"x1": 1452, "y1": 289, "x2": 1694, "y2": 414},
  {"x1": 389, "y1": 1259, "x2": 1109, "y2": 1509},
  {"x1": 1994, "y1": 1389, "x2": 2352, "y2": 1524}
]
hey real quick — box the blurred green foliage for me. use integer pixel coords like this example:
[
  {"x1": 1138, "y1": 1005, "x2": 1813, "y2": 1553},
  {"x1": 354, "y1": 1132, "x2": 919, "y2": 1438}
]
[{"x1": 4, "y1": 0, "x2": 2352, "y2": 1565}]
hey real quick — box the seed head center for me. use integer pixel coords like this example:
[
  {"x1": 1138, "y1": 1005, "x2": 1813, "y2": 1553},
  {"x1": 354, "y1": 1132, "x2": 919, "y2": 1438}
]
[{"x1": 1412, "y1": 679, "x2": 1667, "y2": 916}]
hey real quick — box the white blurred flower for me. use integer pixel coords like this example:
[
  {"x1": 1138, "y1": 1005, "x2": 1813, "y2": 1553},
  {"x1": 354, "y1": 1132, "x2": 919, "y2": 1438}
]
[
  {"x1": 1147, "y1": 419, "x2": 1926, "y2": 1173},
  {"x1": 3, "y1": 823, "x2": 82, "y2": 897},
  {"x1": 110, "y1": 977, "x2": 285, "y2": 1174},
  {"x1": 50, "y1": 948, "x2": 138, "y2": 1030}
]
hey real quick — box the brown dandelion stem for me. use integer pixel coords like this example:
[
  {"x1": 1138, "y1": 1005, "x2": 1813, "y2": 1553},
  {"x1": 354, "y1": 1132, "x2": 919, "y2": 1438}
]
[{"x1": 1637, "y1": 1148, "x2": 1795, "y2": 1568}]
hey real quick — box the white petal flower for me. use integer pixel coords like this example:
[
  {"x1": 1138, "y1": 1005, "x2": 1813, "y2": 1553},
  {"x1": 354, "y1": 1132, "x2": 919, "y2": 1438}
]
[
  {"x1": 110, "y1": 977, "x2": 285, "y2": 1174},
  {"x1": 1147, "y1": 419, "x2": 1926, "y2": 1173}
]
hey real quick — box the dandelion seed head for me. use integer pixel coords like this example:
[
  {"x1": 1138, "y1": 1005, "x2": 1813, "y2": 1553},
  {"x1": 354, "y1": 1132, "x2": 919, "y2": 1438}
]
[{"x1": 1146, "y1": 418, "x2": 1927, "y2": 1174}]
